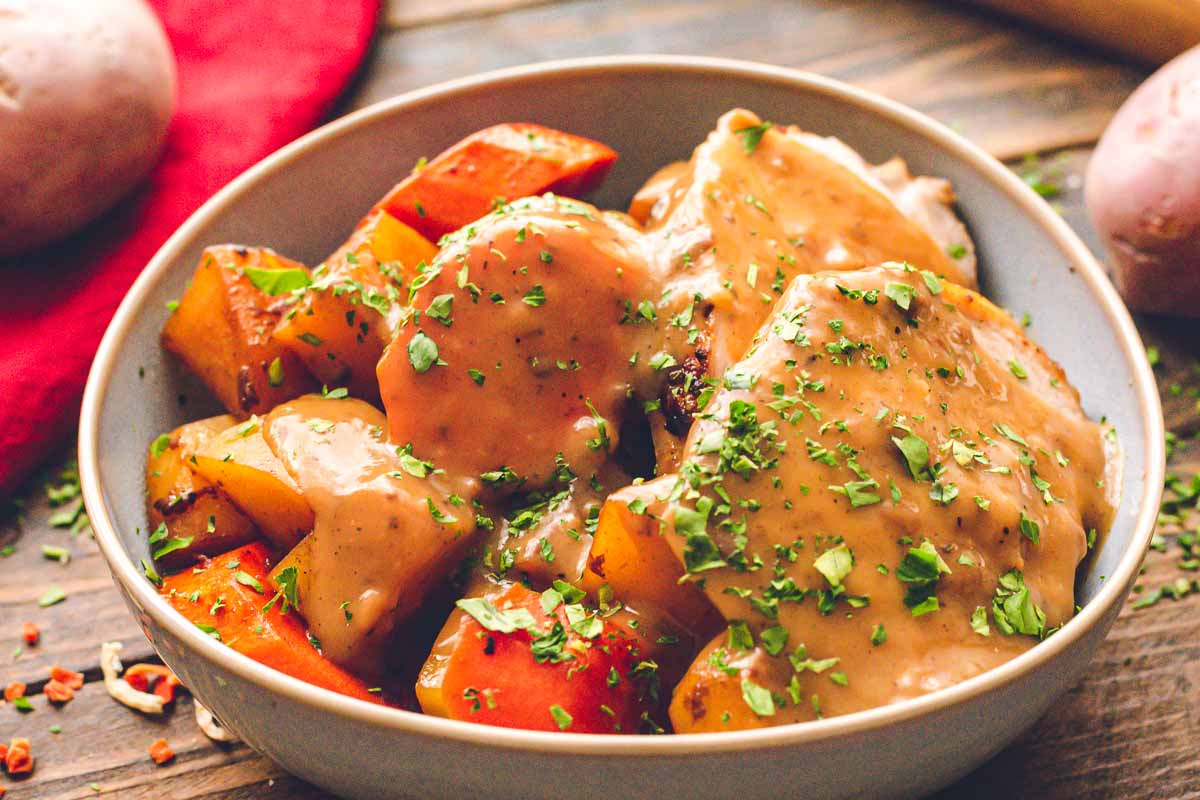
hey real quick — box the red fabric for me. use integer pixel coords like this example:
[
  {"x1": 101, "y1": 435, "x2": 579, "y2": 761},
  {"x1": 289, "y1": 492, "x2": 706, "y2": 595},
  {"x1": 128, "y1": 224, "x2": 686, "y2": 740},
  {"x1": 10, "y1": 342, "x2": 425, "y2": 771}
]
[{"x1": 0, "y1": 0, "x2": 380, "y2": 496}]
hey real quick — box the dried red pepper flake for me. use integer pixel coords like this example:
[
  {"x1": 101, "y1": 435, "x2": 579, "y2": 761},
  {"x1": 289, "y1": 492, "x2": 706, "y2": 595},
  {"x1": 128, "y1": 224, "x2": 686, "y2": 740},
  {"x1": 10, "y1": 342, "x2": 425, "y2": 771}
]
[
  {"x1": 5, "y1": 737, "x2": 33, "y2": 774},
  {"x1": 19, "y1": 622, "x2": 39, "y2": 646},
  {"x1": 44, "y1": 679, "x2": 74, "y2": 704},
  {"x1": 149, "y1": 738, "x2": 174, "y2": 765},
  {"x1": 124, "y1": 663, "x2": 181, "y2": 703},
  {"x1": 49, "y1": 666, "x2": 84, "y2": 691}
]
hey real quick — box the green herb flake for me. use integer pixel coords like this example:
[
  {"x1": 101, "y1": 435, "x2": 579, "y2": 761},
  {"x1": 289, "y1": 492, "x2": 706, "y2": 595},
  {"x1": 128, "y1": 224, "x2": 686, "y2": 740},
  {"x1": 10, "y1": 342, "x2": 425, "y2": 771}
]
[
  {"x1": 1019, "y1": 509, "x2": 1040, "y2": 544},
  {"x1": 813, "y1": 543, "x2": 854, "y2": 587},
  {"x1": 549, "y1": 704, "x2": 573, "y2": 730},
  {"x1": 735, "y1": 121, "x2": 773, "y2": 154},
  {"x1": 970, "y1": 606, "x2": 991, "y2": 636},
  {"x1": 884, "y1": 282, "x2": 916, "y2": 311},
  {"x1": 234, "y1": 570, "x2": 264, "y2": 593},
  {"x1": 523, "y1": 285, "x2": 547, "y2": 307},
  {"x1": 408, "y1": 331, "x2": 440, "y2": 373},
  {"x1": 244, "y1": 265, "x2": 312, "y2": 296},
  {"x1": 149, "y1": 433, "x2": 171, "y2": 458},
  {"x1": 267, "y1": 357, "x2": 285, "y2": 387},
  {"x1": 37, "y1": 585, "x2": 67, "y2": 607},
  {"x1": 740, "y1": 678, "x2": 776, "y2": 717}
]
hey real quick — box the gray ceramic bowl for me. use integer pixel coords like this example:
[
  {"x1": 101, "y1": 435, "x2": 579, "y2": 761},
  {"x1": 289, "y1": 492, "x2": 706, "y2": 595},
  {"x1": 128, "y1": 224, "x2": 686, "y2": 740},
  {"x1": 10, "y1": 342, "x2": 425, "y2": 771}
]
[{"x1": 79, "y1": 56, "x2": 1163, "y2": 800}]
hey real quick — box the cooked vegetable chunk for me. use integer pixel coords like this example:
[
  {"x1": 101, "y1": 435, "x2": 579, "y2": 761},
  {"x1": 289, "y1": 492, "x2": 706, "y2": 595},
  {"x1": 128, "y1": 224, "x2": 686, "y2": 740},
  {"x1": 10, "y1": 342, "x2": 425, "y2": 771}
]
[
  {"x1": 416, "y1": 582, "x2": 659, "y2": 733},
  {"x1": 669, "y1": 636, "x2": 786, "y2": 733},
  {"x1": 145, "y1": 416, "x2": 257, "y2": 568},
  {"x1": 160, "y1": 542, "x2": 381, "y2": 703},
  {"x1": 274, "y1": 210, "x2": 437, "y2": 401},
  {"x1": 261, "y1": 395, "x2": 480, "y2": 672},
  {"x1": 582, "y1": 484, "x2": 722, "y2": 641},
  {"x1": 191, "y1": 422, "x2": 313, "y2": 551},
  {"x1": 378, "y1": 195, "x2": 658, "y2": 486},
  {"x1": 162, "y1": 246, "x2": 318, "y2": 415},
  {"x1": 376, "y1": 123, "x2": 617, "y2": 243}
]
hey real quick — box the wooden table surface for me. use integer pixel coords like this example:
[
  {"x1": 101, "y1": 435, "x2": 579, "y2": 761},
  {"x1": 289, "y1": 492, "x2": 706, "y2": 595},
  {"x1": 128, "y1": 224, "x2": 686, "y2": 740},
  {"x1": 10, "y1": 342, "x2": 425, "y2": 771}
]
[{"x1": 2, "y1": 1, "x2": 1193, "y2": 797}]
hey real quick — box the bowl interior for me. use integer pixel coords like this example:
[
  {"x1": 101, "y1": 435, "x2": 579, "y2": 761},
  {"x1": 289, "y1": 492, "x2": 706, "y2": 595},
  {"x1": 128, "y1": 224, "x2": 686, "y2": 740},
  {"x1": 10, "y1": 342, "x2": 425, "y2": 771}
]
[{"x1": 88, "y1": 58, "x2": 1156, "y2": 714}]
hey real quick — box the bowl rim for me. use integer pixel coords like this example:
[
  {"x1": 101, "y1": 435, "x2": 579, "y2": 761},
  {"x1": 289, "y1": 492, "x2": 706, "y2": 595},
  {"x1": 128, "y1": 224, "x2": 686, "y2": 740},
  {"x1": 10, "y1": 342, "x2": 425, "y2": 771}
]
[{"x1": 79, "y1": 54, "x2": 1164, "y2": 756}]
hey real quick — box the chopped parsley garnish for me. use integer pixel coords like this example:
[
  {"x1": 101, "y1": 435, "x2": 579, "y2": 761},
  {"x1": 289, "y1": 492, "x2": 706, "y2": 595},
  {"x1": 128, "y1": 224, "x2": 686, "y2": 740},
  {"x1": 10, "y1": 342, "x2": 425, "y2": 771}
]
[
  {"x1": 735, "y1": 121, "x2": 773, "y2": 154},
  {"x1": 407, "y1": 331, "x2": 440, "y2": 373},
  {"x1": 813, "y1": 543, "x2": 853, "y2": 587},
  {"x1": 884, "y1": 282, "x2": 916, "y2": 311},
  {"x1": 244, "y1": 265, "x2": 312, "y2": 296},
  {"x1": 896, "y1": 539, "x2": 950, "y2": 616},
  {"x1": 991, "y1": 569, "x2": 1046, "y2": 637},
  {"x1": 149, "y1": 434, "x2": 171, "y2": 458},
  {"x1": 1019, "y1": 509, "x2": 1040, "y2": 544},
  {"x1": 549, "y1": 704, "x2": 573, "y2": 730},
  {"x1": 522, "y1": 285, "x2": 547, "y2": 307},
  {"x1": 740, "y1": 678, "x2": 776, "y2": 717}
]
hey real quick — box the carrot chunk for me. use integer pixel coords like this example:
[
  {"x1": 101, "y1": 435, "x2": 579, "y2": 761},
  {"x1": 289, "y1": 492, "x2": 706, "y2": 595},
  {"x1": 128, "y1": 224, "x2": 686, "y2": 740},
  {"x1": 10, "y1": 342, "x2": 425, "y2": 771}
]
[
  {"x1": 2, "y1": 683, "x2": 24, "y2": 703},
  {"x1": 376, "y1": 123, "x2": 617, "y2": 242},
  {"x1": 19, "y1": 622, "x2": 38, "y2": 646},
  {"x1": 160, "y1": 543, "x2": 381, "y2": 704},
  {"x1": 417, "y1": 583, "x2": 659, "y2": 734}
]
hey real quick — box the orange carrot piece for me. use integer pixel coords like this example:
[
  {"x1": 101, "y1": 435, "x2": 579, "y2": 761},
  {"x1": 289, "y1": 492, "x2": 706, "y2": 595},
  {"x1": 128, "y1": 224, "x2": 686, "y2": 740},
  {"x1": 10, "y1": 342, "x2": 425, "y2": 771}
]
[
  {"x1": 160, "y1": 543, "x2": 381, "y2": 704},
  {"x1": 4, "y1": 738, "x2": 32, "y2": 774},
  {"x1": 19, "y1": 622, "x2": 38, "y2": 646},
  {"x1": 418, "y1": 583, "x2": 655, "y2": 734},
  {"x1": 49, "y1": 666, "x2": 84, "y2": 691},
  {"x1": 376, "y1": 123, "x2": 617, "y2": 242},
  {"x1": 149, "y1": 738, "x2": 174, "y2": 765},
  {"x1": 2, "y1": 683, "x2": 24, "y2": 703},
  {"x1": 43, "y1": 679, "x2": 73, "y2": 704}
]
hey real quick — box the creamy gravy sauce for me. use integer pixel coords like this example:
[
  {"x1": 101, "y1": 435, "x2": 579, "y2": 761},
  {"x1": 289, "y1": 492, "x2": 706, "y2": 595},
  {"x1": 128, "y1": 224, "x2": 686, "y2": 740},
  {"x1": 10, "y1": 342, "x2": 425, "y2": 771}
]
[
  {"x1": 263, "y1": 396, "x2": 478, "y2": 672},
  {"x1": 650, "y1": 267, "x2": 1115, "y2": 726}
]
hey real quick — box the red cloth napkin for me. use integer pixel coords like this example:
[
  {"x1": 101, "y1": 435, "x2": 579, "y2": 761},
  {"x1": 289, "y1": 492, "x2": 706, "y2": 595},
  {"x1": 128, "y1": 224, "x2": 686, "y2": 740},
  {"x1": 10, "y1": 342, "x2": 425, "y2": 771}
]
[{"x1": 0, "y1": 0, "x2": 380, "y2": 496}]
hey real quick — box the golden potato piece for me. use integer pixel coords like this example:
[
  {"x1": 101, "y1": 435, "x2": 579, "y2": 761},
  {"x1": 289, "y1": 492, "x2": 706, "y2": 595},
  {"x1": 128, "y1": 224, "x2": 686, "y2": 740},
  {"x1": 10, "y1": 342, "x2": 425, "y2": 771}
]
[
  {"x1": 275, "y1": 210, "x2": 438, "y2": 402},
  {"x1": 582, "y1": 489, "x2": 723, "y2": 642},
  {"x1": 145, "y1": 415, "x2": 258, "y2": 569},
  {"x1": 162, "y1": 246, "x2": 318, "y2": 416},
  {"x1": 669, "y1": 635, "x2": 788, "y2": 733},
  {"x1": 192, "y1": 422, "x2": 313, "y2": 551}
]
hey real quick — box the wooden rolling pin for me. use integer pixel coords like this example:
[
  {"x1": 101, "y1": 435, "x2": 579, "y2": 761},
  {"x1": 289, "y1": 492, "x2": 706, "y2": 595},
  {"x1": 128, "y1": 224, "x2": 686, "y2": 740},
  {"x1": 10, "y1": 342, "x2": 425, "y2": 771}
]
[{"x1": 967, "y1": 0, "x2": 1200, "y2": 65}]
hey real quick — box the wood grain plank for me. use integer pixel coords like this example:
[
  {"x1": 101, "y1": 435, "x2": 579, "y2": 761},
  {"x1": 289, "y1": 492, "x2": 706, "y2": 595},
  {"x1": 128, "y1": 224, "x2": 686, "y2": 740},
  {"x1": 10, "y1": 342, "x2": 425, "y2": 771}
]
[
  {"x1": 348, "y1": 0, "x2": 1147, "y2": 161},
  {"x1": 386, "y1": 0, "x2": 562, "y2": 30},
  {"x1": 0, "y1": 676, "x2": 332, "y2": 799},
  {"x1": 0, "y1": 475, "x2": 156, "y2": 689}
]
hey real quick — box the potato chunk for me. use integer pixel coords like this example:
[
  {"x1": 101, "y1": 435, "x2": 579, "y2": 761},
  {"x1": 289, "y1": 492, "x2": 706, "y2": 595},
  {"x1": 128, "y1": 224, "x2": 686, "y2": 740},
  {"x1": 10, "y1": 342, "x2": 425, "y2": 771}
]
[
  {"x1": 145, "y1": 416, "x2": 257, "y2": 568},
  {"x1": 581, "y1": 481, "x2": 722, "y2": 642},
  {"x1": 191, "y1": 422, "x2": 313, "y2": 551},
  {"x1": 274, "y1": 210, "x2": 438, "y2": 402},
  {"x1": 161, "y1": 246, "x2": 317, "y2": 415}
]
